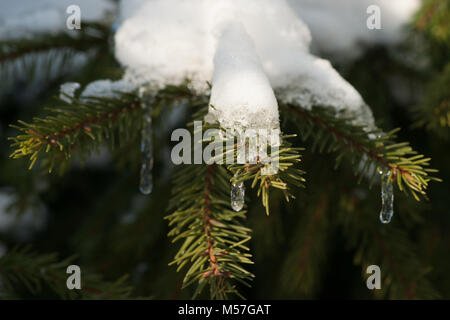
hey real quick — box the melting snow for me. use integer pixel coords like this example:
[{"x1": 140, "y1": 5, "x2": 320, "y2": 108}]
[{"x1": 115, "y1": 0, "x2": 380, "y2": 129}]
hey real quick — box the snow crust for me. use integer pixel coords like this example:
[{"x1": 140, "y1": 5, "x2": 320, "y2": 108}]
[
  {"x1": 115, "y1": 0, "x2": 381, "y2": 129},
  {"x1": 80, "y1": 79, "x2": 135, "y2": 100},
  {"x1": 59, "y1": 82, "x2": 80, "y2": 103},
  {"x1": 0, "y1": 1, "x2": 421, "y2": 131},
  {"x1": 0, "y1": 0, "x2": 114, "y2": 39},
  {"x1": 115, "y1": 0, "x2": 212, "y2": 91},
  {"x1": 208, "y1": 22, "x2": 279, "y2": 129},
  {"x1": 287, "y1": 0, "x2": 421, "y2": 60}
]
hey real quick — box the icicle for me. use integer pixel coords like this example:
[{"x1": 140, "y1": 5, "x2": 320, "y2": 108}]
[
  {"x1": 231, "y1": 173, "x2": 245, "y2": 212},
  {"x1": 378, "y1": 167, "x2": 394, "y2": 224},
  {"x1": 139, "y1": 88, "x2": 154, "y2": 195}
]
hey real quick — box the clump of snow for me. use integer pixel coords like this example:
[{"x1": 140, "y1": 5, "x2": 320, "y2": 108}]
[
  {"x1": 115, "y1": 0, "x2": 378, "y2": 129},
  {"x1": 0, "y1": 0, "x2": 421, "y2": 131},
  {"x1": 286, "y1": 0, "x2": 421, "y2": 60},
  {"x1": 80, "y1": 79, "x2": 135, "y2": 100},
  {"x1": 270, "y1": 54, "x2": 375, "y2": 128},
  {"x1": 0, "y1": 0, "x2": 114, "y2": 39},
  {"x1": 0, "y1": 1, "x2": 108, "y2": 97},
  {"x1": 115, "y1": 0, "x2": 211, "y2": 91},
  {"x1": 208, "y1": 22, "x2": 279, "y2": 130},
  {"x1": 59, "y1": 82, "x2": 80, "y2": 103}
]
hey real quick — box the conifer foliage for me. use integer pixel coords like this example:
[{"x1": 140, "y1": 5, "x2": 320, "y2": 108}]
[{"x1": 0, "y1": 0, "x2": 449, "y2": 299}]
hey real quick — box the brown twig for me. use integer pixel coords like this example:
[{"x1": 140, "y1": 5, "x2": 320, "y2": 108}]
[
  {"x1": 201, "y1": 165, "x2": 230, "y2": 279},
  {"x1": 282, "y1": 104, "x2": 411, "y2": 181},
  {"x1": 29, "y1": 101, "x2": 140, "y2": 148}
]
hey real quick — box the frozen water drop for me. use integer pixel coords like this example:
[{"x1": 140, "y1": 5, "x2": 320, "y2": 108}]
[
  {"x1": 231, "y1": 175, "x2": 245, "y2": 212},
  {"x1": 139, "y1": 163, "x2": 153, "y2": 195},
  {"x1": 379, "y1": 168, "x2": 394, "y2": 224},
  {"x1": 139, "y1": 88, "x2": 154, "y2": 195}
]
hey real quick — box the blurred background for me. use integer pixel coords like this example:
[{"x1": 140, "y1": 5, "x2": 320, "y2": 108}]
[{"x1": 0, "y1": 0, "x2": 449, "y2": 299}]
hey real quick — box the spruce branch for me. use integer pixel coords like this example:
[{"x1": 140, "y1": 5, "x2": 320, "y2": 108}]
[
  {"x1": 277, "y1": 191, "x2": 330, "y2": 298},
  {"x1": 9, "y1": 92, "x2": 142, "y2": 174},
  {"x1": 0, "y1": 23, "x2": 111, "y2": 87},
  {"x1": 8, "y1": 83, "x2": 202, "y2": 174},
  {"x1": 227, "y1": 135, "x2": 306, "y2": 215},
  {"x1": 0, "y1": 246, "x2": 134, "y2": 299},
  {"x1": 414, "y1": 0, "x2": 450, "y2": 46},
  {"x1": 0, "y1": 23, "x2": 110, "y2": 63},
  {"x1": 167, "y1": 101, "x2": 306, "y2": 298},
  {"x1": 281, "y1": 103, "x2": 441, "y2": 201},
  {"x1": 166, "y1": 105, "x2": 254, "y2": 299},
  {"x1": 337, "y1": 192, "x2": 439, "y2": 299},
  {"x1": 413, "y1": 63, "x2": 450, "y2": 137},
  {"x1": 166, "y1": 164, "x2": 254, "y2": 299}
]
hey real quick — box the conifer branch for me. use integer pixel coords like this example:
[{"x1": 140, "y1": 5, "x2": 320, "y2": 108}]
[
  {"x1": 166, "y1": 164, "x2": 254, "y2": 299},
  {"x1": 413, "y1": 63, "x2": 450, "y2": 137},
  {"x1": 0, "y1": 23, "x2": 110, "y2": 63},
  {"x1": 0, "y1": 246, "x2": 134, "y2": 299},
  {"x1": 337, "y1": 192, "x2": 439, "y2": 299},
  {"x1": 166, "y1": 102, "x2": 306, "y2": 298},
  {"x1": 9, "y1": 92, "x2": 142, "y2": 173},
  {"x1": 7, "y1": 83, "x2": 205, "y2": 176},
  {"x1": 414, "y1": 0, "x2": 450, "y2": 45},
  {"x1": 0, "y1": 23, "x2": 111, "y2": 88},
  {"x1": 277, "y1": 191, "x2": 330, "y2": 298},
  {"x1": 281, "y1": 103, "x2": 441, "y2": 200},
  {"x1": 227, "y1": 135, "x2": 306, "y2": 215}
]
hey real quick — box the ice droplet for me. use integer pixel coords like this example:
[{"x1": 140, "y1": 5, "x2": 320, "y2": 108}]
[
  {"x1": 231, "y1": 174, "x2": 245, "y2": 212},
  {"x1": 139, "y1": 88, "x2": 154, "y2": 195},
  {"x1": 379, "y1": 167, "x2": 394, "y2": 224}
]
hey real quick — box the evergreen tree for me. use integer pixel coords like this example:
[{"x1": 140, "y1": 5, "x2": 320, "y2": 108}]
[{"x1": 0, "y1": 0, "x2": 448, "y2": 300}]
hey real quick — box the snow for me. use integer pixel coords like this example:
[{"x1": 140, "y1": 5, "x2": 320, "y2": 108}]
[
  {"x1": 0, "y1": 1, "x2": 113, "y2": 98},
  {"x1": 80, "y1": 79, "x2": 135, "y2": 100},
  {"x1": 287, "y1": 0, "x2": 421, "y2": 60},
  {"x1": 115, "y1": 0, "x2": 380, "y2": 129},
  {"x1": 0, "y1": 0, "x2": 421, "y2": 130},
  {"x1": 59, "y1": 82, "x2": 81, "y2": 103},
  {"x1": 208, "y1": 22, "x2": 279, "y2": 130},
  {"x1": 271, "y1": 54, "x2": 376, "y2": 128},
  {"x1": 0, "y1": 0, "x2": 114, "y2": 39},
  {"x1": 115, "y1": 0, "x2": 211, "y2": 91}
]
